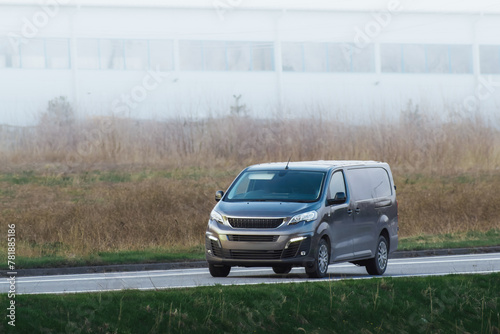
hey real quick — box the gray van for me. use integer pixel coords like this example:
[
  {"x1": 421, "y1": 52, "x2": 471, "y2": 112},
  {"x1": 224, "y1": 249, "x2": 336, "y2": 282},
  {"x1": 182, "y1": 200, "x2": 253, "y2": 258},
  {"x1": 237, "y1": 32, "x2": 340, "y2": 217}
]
[{"x1": 205, "y1": 160, "x2": 398, "y2": 278}]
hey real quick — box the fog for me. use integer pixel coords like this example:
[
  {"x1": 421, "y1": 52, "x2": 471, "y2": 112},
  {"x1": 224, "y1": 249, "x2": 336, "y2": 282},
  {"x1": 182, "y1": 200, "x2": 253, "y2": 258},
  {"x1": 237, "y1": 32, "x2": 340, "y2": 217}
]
[{"x1": 1, "y1": 0, "x2": 500, "y2": 127}]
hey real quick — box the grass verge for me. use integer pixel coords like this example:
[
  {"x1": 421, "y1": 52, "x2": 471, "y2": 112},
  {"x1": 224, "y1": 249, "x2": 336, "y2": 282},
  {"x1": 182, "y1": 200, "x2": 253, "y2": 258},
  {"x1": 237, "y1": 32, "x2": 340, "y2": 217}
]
[
  {"x1": 7, "y1": 246, "x2": 206, "y2": 269},
  {"x1": 1, "y1": 273, "x2": 499, "y2": 333},
  {"x1": 398, "y1": 229, "x2": 500, "y2": 251}
]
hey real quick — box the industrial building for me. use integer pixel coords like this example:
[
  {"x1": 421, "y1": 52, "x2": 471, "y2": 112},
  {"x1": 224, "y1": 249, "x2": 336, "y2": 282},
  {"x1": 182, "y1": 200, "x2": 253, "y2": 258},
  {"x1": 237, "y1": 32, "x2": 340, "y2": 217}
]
[{"x1": 1, "y1": 0, "x2": 499, "y2": 125}]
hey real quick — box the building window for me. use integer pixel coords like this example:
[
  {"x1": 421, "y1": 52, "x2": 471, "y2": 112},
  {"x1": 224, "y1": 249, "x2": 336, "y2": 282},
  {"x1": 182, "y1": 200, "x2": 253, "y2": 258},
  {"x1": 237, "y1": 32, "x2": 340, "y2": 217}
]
[
  {"x1": 282, "y1": 42, "x2": 303, "y2": 72},
  {"x1": 449, "y1": 45, "x2": 472, "y2": 74},
  {"x1": 426, "y1": 45, "x2": 449, "y2": 73},
  {"x1": 180, "y1": 40, "x2": 273, "y2": 71},
  {"x1": 203, "y1": 41, "x2": 226, "y2": 71},
  {"x1": 149, "y1": 40, "x2": 173, "y2": 71},
  {"x1": 0, "y1": 38, "x2": 20, "y2": 68},
  {"x1": 125, "y1": 40, "x2": 148, "y2": 70},
  {"x1": 304, "y1": 43, "x2": 327, "y2": 72},
  {"x1": 179, "y1": 41, "x2": 203, "y2": 70},
  {"x1": 77, "y1": 39, "x2": 100, "y2": 69},
  {"x1": 2, "y1": 38, "x2": 68, "y2": 70},
  {"x1": 381, "y1": 44, "x2": 402, "y2": 73},
  {"x1": 480, "y1": 45, "x2": 500, "y2": 74},
  {"x1": 78, "y1": 39, "x2": 173, "y2": 71},
  {"x1": 251, "y1": 42, "x2": 273, "y2": 71},
  {"x1": 100, "y1": 39, "x2": 124, "y2": 70},
  {"x1": 328, "y1": 43, "x2": 375, "y2": 72},
  {"x1": 46, "y1": 39, "x2": 70, "y2": 69},
  {"x1": 382, "y1": 44, "x2": 472, "y2": 74},
  {"x1": 327, "y1": 44, "x2": 351, "y2": 72},
  {"x1": 282, "y1": 42, "x2": 375, "y2": 73},
  {"x1": 227, "y1": 42, "x2": 250, "y2": 71},
  {"x1": 403, "y1": 44, "x2": 426, "y2": 73},
  {"x1": 20, "y1": 39, "x2": 45, "y2": 69},
  {"x1": 351, "y1": 44, "x2": 375, "y2": 72}
]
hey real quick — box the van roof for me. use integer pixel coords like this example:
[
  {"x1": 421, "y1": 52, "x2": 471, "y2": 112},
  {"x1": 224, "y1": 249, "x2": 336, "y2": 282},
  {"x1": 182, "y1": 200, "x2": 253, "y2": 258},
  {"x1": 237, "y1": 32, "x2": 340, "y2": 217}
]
[{"x1": 247, "y1": 160, "x2": 386, "y2": 172}]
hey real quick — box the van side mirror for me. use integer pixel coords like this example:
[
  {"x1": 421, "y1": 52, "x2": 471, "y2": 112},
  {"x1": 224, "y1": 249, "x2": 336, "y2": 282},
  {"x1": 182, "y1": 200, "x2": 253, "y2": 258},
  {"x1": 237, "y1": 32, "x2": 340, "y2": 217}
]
[
  {"x1": 215, "y1": 190, "x2": 224, "y2": 202},
  {"x1": 328, "y1": 192, "x2": 346, "y2": 205}
]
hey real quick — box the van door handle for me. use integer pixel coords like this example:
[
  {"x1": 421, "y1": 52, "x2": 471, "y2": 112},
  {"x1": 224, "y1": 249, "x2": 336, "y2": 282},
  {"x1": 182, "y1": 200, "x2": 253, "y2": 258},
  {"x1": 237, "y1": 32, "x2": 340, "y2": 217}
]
[
  {"x1": 347, "y1": 209, "x2": 353, "y2": 215},
  {"x1": 355, "y1": 208, "x2": 361, "y2": 214}
]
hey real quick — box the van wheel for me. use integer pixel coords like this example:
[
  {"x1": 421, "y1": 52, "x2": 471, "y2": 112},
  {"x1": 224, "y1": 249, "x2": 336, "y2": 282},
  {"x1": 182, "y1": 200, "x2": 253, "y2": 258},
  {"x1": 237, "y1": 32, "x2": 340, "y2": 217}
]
[
  {"x1": 209, "y1": 264, "x2": 231, "y2": 277},
  {"x1": 273, "y1": 266, "x2": 292, "y2": 274},
  {"x1": 306, "y1": 238, "x2": 330, "y2": 278},
  {"x1": 366, "y1": 235, "x2": 388, "y2": 275}
]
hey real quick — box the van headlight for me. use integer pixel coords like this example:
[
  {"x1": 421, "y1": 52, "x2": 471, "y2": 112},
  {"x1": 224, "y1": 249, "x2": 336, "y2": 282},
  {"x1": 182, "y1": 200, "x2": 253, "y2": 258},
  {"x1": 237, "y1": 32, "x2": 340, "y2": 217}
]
[
  {"x1": 210, "y1": 210, "x2": 224, "y2": 225},
  {"x1": 288, "y1": 211, "x2": 317, "y2": 225}
]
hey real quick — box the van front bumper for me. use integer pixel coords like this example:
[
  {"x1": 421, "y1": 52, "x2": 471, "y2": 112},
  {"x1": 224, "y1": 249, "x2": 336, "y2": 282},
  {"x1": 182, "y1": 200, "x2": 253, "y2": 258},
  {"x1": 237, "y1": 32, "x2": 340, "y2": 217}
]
[{"x1": 205, "y1": 231, "x2": 316, "y2": 268}]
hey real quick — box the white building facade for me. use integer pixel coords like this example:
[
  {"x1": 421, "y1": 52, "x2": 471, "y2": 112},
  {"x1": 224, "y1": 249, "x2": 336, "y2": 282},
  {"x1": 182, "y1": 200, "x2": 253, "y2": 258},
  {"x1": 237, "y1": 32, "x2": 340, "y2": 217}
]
[{"x1": 1, "y1": 0, "x2": 500, "y2": 125}]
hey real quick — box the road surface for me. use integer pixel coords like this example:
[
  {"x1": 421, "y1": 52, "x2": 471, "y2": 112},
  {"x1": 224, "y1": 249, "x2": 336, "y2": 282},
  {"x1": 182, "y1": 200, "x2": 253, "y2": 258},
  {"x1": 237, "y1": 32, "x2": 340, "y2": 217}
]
[{"x1": 2, "y1": 253, "x2": 499, "y2": 295}]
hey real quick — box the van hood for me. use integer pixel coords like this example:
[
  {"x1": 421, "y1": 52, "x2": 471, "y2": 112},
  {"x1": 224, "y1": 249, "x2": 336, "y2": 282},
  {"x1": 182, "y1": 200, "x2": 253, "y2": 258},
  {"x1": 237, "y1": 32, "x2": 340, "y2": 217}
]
[{"x1": 215, "y1": 201, "x2": 318, "y2": 218}]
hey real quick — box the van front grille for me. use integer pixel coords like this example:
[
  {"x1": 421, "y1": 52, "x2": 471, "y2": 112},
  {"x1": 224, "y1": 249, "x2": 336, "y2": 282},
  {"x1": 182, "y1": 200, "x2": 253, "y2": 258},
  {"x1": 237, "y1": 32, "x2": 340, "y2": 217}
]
[
  {"x1": 227, "y1": 235, "x2": 279, "y2": 242},
  {"x1": 229, "y1": 250, "x2": 283, "y2": 260},
  {"x1": 227, "y1": 218, "x2": 284, "y2": 229}
]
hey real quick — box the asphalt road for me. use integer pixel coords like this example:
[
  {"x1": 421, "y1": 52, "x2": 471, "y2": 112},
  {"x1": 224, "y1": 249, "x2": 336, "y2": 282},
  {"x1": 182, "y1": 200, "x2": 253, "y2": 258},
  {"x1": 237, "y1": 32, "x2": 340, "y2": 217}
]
[{"x1": 2, "y1": 253, "x2": 500, "y2": 295}]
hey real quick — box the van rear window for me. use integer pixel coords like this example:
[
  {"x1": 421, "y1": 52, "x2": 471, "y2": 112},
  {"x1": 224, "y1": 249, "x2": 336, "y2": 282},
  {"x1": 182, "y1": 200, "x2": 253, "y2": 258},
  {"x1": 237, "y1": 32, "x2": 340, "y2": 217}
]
[{"x1": 225, "y1": 170, "x2": 326, "y2": 202}]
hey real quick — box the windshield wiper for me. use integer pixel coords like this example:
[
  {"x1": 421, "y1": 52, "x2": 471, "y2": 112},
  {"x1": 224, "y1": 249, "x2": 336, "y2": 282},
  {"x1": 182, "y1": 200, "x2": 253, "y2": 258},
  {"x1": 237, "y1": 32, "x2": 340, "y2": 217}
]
[{"x1": 243, "y1": 199, "x2": 276, "y2": 202}]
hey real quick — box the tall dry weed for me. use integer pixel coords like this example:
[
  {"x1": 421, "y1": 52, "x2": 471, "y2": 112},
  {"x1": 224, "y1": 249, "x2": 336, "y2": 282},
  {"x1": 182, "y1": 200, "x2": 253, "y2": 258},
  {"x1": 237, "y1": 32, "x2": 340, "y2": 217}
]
[
  {"x1": 1, "y1": 111, "x2": 499, "y2": 173},
  {"x1": 8, "y1": 177, "x2": 222, "y2": 256}
]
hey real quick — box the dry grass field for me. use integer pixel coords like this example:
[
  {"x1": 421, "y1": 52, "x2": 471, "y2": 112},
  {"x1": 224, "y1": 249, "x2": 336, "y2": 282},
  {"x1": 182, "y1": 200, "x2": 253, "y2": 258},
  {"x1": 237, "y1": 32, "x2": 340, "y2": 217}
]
[{"x1": 1, "y1": 104, "x2": 499, "y2": 262}]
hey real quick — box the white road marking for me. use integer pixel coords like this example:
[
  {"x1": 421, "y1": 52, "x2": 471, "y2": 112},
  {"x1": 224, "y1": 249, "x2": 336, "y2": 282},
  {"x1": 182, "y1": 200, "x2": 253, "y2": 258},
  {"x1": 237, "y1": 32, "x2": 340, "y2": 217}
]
[{"x1": 5, "y1": 255, "x2": 499, "y2": 284}]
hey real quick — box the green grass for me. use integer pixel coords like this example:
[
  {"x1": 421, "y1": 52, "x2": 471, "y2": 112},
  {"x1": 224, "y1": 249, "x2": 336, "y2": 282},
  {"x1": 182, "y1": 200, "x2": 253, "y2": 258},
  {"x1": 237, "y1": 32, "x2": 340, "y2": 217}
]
[
  {"x1": 7, "y1": 246, "x2": 205, "y2": 269},
  {"x1": 399, "y1": 229, "x2": 500, "y2": 251},
  {"x1": 1, "y1": 273, "x2": 498, "y2": 333},
  {"x1": 0, "y1": 167, "x2": 239, "y2": 186}
]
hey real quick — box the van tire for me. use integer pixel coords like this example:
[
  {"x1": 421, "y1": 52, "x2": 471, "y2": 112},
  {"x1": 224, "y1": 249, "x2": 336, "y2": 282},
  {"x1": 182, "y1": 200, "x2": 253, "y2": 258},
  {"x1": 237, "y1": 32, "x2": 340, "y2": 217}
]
[
  {"x1": 366, "y1": 235, "x2": 389, "y2": 275},
  {"x1": 209, "y1": 264, "x2": 231, "y2": 277},
  {"x1": 306, "y1": 238, "x2": 330, "y2": 278},
  {"x1": 273, "y1": 266, "x2": 292, "y2": 274}
]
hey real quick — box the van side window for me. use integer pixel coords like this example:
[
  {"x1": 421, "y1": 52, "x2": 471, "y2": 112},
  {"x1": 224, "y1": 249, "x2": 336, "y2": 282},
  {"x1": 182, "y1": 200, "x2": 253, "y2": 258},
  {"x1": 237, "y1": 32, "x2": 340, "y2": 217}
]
[
  {"x1": 347, "y1": 167, "x2": 392, "y2": 200},
  {"x1": 347, "y1": 169, "x2": 371, "y2": 200},
  {"x1": 370, "y1": 168, "x2": 392, "y2": 198},
  {"x1": 328, "y1": 171, "x2": 346, "y2": 199}
]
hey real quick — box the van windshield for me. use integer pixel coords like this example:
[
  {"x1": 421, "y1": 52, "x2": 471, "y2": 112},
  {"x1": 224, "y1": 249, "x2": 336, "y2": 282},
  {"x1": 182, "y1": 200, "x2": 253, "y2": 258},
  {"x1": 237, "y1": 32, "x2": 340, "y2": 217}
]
[{"x1": 225, "y1": 170, "x2": 326, "y2": 202}]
